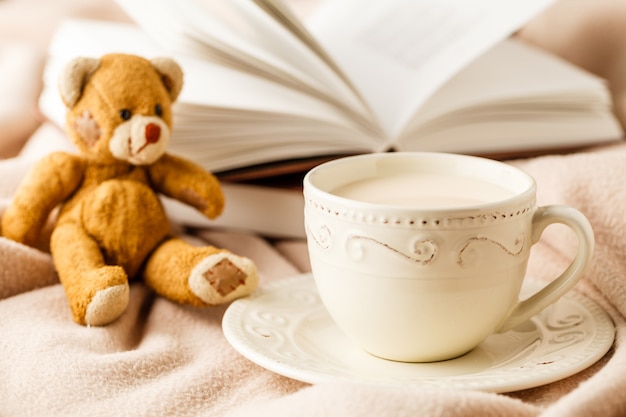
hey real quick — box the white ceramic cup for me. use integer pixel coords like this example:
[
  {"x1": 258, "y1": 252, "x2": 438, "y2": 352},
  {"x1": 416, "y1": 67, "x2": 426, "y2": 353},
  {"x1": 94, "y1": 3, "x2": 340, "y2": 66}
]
[{"x1": 303, "y1": 152, "x2": 594, "y2": 362}]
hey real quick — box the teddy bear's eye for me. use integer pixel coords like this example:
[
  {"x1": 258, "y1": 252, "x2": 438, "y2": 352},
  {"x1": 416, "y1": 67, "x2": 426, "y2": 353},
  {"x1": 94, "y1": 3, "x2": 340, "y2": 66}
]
[
  {"x1": 155, "y1": 104, "x2": 163, "y2": 117},
  {"x1": 119, "y1": 109, "x2": 132, "y2": 121}
]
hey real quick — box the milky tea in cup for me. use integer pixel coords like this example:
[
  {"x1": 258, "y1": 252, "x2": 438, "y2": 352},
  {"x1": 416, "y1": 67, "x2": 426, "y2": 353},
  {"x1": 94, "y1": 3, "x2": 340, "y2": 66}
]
[{"x1": 303, "y1": 152, "x2": 594, "y2": 362}]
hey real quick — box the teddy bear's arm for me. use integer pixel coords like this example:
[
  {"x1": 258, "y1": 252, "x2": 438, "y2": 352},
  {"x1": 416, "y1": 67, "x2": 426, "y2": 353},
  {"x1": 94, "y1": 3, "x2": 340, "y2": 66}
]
[
  {"x1": 2, "y1": 152, "x2": 84, "y2": 246},
  {"x1": 148, "y1": 153, "x2": 224, "y2": 219}
]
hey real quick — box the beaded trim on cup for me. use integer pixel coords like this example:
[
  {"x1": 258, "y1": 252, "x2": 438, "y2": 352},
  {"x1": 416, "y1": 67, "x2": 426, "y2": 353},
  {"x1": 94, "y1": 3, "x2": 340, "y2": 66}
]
[{"x1": 305, "y1": 197, "x2": 534, "y2": 228}]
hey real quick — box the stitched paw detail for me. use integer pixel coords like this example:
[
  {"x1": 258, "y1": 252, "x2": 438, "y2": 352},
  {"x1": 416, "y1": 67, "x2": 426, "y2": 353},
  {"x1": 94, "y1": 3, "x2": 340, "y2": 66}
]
[
  {"x1": 203, "y1": 258, "x2": 248, "y2": 296},
  {"x1": 189, "y1": 253, "x2": 258, "y2": 305}
]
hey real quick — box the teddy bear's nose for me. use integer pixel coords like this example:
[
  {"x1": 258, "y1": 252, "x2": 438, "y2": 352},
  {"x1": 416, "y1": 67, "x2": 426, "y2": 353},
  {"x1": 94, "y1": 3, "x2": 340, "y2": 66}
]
[{"x1": 145, "y1": 123, "x2": 161, "y2": 144}]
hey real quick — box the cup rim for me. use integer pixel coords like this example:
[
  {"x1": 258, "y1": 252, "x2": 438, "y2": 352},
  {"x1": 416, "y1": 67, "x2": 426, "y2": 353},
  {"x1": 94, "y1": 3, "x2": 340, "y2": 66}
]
[{"x1": 303, "y1": 152, "x2": 536, "y2": 214}]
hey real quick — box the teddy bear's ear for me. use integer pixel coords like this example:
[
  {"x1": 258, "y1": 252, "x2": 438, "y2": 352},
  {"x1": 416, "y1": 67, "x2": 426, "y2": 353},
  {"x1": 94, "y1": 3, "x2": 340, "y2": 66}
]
[
  {"x1": 58, "y1": 57, "x2": 101, "y2": 108},
  {"x1": 150, "y1": 57, "x2": 184, "y2": 102}
]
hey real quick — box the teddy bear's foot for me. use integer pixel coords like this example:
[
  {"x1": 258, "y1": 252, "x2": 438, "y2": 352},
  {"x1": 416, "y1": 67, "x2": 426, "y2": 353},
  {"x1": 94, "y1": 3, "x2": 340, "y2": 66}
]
[
  {"x1": 188, "y1": 252, "x2": 258, "y2": 305},
  {"x1": 70, "y1": 265, "x2": 130, "y2": 326},
  {"x1": 85, "y1": 283, "x2": 130, "y2": 327}
]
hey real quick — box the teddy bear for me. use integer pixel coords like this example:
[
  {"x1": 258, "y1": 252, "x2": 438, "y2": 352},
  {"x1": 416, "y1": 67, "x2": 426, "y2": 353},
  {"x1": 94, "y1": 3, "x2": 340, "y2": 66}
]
[{"x1": 1, "y1": 53, "x2": 258, "y2": 326}]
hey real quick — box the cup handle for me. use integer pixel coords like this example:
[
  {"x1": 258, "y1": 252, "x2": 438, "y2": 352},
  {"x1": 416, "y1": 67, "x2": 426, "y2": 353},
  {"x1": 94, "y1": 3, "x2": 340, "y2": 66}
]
[{"x1": 497, "y1": 205, "x2": 595, "y2": 333}]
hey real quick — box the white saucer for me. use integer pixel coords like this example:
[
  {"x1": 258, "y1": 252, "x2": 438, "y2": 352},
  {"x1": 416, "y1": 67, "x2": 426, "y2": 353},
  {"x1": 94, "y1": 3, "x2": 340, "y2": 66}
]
[{"x1": 222, "y1": 274, "x2": 614, "y2": 393}]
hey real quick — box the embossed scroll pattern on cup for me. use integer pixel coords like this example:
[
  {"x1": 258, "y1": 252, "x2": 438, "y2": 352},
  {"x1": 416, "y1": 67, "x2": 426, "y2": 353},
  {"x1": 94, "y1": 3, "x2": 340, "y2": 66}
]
[{"x1": 305, "y1": 197, "x2": 531, "y2": 268}]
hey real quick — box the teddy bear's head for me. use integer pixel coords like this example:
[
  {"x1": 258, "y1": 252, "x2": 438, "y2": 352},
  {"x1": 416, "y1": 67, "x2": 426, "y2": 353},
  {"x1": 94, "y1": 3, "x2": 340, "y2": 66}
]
[{"x1": 58, "y1": 53, "x2": 183, "y2": 165}]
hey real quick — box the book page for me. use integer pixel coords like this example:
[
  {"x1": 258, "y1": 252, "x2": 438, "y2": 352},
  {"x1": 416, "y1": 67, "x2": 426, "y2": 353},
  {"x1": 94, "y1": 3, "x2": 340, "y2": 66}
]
[
  {"x1": 307, "y1": 0, "x2": 556, "y2": 142},
  {"x1": 395, "y1": 39, "x2": 622, "y2": 154},
  {"x1": 404, "y1": 39, "x2": 619, "y2": 131},
  {"x1": 252, "y1": 0, "x2": 367, "y2": 105},
  {"x1": 114, "y1": 0, "x2": 374, "y2": 129}
]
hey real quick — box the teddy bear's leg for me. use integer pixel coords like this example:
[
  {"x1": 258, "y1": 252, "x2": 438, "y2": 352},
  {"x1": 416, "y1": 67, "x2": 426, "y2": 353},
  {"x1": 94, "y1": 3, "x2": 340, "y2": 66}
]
[
  {"x1": 143, "y1": 236, "x2": 258, "y2": 306},
  {"x1": 51, "y1": 222, "x2": 130, "y2": 326}
]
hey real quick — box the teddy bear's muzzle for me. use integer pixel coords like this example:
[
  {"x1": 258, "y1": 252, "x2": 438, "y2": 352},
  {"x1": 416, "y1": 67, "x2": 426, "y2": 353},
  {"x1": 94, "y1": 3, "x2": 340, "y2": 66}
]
[{"x1": 110, "y1": 116, "x2": 170, "y2": 165}]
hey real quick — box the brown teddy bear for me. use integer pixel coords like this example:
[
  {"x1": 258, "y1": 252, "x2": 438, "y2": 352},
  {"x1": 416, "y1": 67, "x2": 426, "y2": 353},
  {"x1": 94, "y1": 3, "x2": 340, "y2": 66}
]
[{"x1": 1, "y1": 53, "x2": 258, "y2": 326}]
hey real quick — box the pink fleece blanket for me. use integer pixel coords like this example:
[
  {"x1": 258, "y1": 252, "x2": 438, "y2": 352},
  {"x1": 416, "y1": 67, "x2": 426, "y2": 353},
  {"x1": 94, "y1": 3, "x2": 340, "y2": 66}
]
[
  {"x1": 3, "y1": 127, "x2": 625, "y2": 417},
  {"x1": 2, "y1": 1, "x2": 626, "y2": 415}
]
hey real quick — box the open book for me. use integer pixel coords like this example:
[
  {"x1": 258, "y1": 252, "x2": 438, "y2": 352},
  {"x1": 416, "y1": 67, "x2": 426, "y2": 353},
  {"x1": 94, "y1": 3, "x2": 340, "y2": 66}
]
[{"x1": 39, "y1": 0, "x2": 623, "y2": 179}]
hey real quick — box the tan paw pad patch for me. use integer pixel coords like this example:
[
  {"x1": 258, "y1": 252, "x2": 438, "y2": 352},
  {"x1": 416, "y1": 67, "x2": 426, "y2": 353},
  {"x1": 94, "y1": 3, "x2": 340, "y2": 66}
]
[
  {"x1": 189, "y1": 253, "x2": 258, "y2": 305},
  {"x1": 203, "y1": 258, "x2": 247, "y2": 296}
]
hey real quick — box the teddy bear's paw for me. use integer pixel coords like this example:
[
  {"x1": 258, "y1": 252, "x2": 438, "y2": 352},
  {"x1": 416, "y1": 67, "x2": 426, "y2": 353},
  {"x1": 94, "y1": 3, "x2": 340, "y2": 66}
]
[
  {"x1": 188, "y1": 252, "x2": 258, "y2": 305},
  {"x1": 85, "y1": 283, "x2": 130, "y2": 326},
  {"x1": 82, "y1": 266, "x2": 130, "y2": 327}
]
